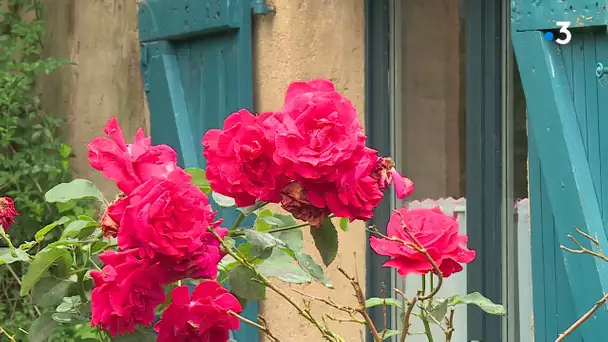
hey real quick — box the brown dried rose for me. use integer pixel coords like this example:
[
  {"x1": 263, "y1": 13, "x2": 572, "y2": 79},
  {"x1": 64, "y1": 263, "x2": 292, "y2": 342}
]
[{"x1": 280, "y1": 182, "x2": 329, "y2": 227}]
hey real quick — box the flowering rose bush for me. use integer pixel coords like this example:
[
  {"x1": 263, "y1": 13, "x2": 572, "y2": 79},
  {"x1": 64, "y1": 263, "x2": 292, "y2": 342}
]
[{"x1": 0, "y1": 79, "x2": 505, "y2": 342}]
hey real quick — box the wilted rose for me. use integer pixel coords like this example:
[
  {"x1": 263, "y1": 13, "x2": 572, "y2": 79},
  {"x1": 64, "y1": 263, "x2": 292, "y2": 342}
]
[{"x1": 0, "y1": 197, "x2": 19, "y2": 232}]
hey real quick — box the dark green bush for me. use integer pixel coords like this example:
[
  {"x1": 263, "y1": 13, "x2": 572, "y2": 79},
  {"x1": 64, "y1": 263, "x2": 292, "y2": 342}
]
[{"x1": 0, "y1": 0, "x2": 78, "y2": 340}]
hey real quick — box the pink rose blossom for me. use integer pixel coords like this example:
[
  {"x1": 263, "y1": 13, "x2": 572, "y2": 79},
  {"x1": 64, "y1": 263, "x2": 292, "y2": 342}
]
[
  {"x1": 90, "y1": 249, "x2": 167, "y2": 337},
  {"x1": 110, "y1": 172, "x2": 227, "y2": 281},
  {"x1": 154, "y1": 282, "x2": 242, "y2": 342},
  {"x1": 272, "y1": 78, "x2": 367, "y2": 183},
  {"x1": 370, "y1": 207, "x2": 476, "y2": 277},
  {"x1": 88, "y1": 118, "x2": 187, "y2": 194},
  {"x1": 202, "y1": 109, "x2": 289, "y2": 207}
]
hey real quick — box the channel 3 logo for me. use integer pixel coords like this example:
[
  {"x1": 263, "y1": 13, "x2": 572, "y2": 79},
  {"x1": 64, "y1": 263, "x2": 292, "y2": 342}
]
[{"x1": 544, "y1": 21, "x2": 572, "y2": 45}]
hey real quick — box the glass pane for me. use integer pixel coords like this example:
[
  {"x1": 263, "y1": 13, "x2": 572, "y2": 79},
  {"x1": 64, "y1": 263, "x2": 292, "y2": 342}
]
[
  {"x1": 509, "y1": 53, "x2": 531, "y2": 342},
  {"x1": 390, "y1": 0, "x2": 466, "y2": 340},
  {"x1": 393, "y1": 0, "x2": 466, "y2": 203}
]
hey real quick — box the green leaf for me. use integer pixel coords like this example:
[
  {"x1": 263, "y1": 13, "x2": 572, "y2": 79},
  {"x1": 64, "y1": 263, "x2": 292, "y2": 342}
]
[
  {"x1": 254, "y1": 209, "x2": 274, "y2": 232},
  {"x1": 35, "y1": 216, "x2": 70, "y2": 242},
  {"x1": 212, "y1": 192, "x2": 237, "y2": 207},
  {"x1": 28, "y1": 312, "x2": 58, "y2": 342},
  {"x1": 185, "y1": 168, "x2": 211, "y2": 194},
  {"x1": 455, "y1": 292, "x2": 506, "y2": 316},
  {"x1": 59, "y1": 143, "x2": 72, "y2": 158},
  {"x1": 21, "y1": 247, "x2": 71, "y2": 296},
  {"x1": 45, "y1": 179, "x2": 105, "y2": 203},
  {"x1": 56, "y1": 200, "x2": 77, "y2": 213},
  {"x1": 0, "y1": 247, "x2": 30, "y2": 265},
  {"x1": 273, "y1": 228, "x2": 304, "y2": 253},
  {"x1": 51, "y1": 312, "x2": 87, "y2": 324},
  {"x1": 294, "y1": 252, "x2": 333, "y2": 288},
  {"x1": 365, "y1": 297, "x2": 403, "y2": 309},
  {"x1": 380, "y1": 330, "x2": 401, "y2": 340},
  {"x1": 339, "y1": 217, "x2": 349, "y2": 231},
  {"x1": 56, "y1": 296, "x2": 82, "y2": 313},
  {"x1": 243, "y1": 229, "x2": 285, "y2": 259},
  {"x1": 258, "y1": 249, "x2": 313, "y2": 284},
  {"x1": 61, "y1": 219, "x2": 97, "y2": 239},
  {"x1": 19, "y1": 240, "x2": 37, "y2": 251},
  {"x1": 426, "y1": 297, "x2": 449, "y2": 323},
  {"x1": 90, "y1": 241, "x2": 109, "y2": 253},
  {"x1": 309, "y1": 218, "x2": 339, "y2": 266},
  {"x1": 31, "y1": 277, "x2": 71, "y2": 307},
  {"x1": 261, "y1": 216, "x2": 285, "y2": 226},
  {"x1": 228, "y1": 265, "x2": 266, "y2": 301}
]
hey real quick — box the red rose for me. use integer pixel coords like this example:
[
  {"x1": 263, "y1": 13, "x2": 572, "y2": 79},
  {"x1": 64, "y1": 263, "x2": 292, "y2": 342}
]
[
  {"x1": 90, "y1": 249, "x2": 167, "y2": 337},
  {"x1": 154, "y1": 282, "x2": 242, "y2": 342},
  {"x1": 0, "y1": 197, "x2": 19, "y2": 231},
  {"x1": 312, "y1": 148, "x2": 384, "y2": 222},
  {"x1": 272, "y1": 79, "x2": 366, "y2": 183},
  {"x1": 202, "y1": 109, "x2": 289, "y2": 207},
  {"x1": 370, "y1": 207, "x2": 476, "y2": 278},
  {"x1": 88, "y1": 118, "x2": 187, "y2": 194},
  {"x1": 112, "y1": 172, "x2": 227, "y2": 280}
]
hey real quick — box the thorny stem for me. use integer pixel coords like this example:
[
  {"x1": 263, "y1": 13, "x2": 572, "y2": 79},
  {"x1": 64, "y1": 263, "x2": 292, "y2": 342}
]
[
  {"x1": 0, "y1": 229, "x2": 16, "y2": 251},
  {"x1": 381, "y1": 283, "x2": 388, "y2": 340},
  {"x1": 0, "y1": 325, "x2": 16, "y2": 342},
  {"x1": 208, "y1": 227, "x2": 342, "y2": 342},
  {"x1": 77, "y1": 270, "x2": 88, "y2": 303},
  {"x1": 338, "y1": 266, "x2": 383, "y2": 342},
  {"x1": 231, "y1": 213, "x2": 247, "y2": 231},
  {"x1": 419, "y1": 275, "x2": 434, "y2": 342},
  {"x1": 445, "y1": 309, "x2": 455, "y2": 342},
  {"x1": 558, "y1": 227, "x2": 608, "y2": 341},
  {"x1": 228, "y1": 311, "x2": 280, "y2": 342},
  {"x1": 400, "y1": 292, "x2": 419, "y2": 342},
  {"x1": 556, "y1": 293, "x2": 608, "y2": 342},
  {"x1": 263, "y1": 221, "x2": 311, "y2": 234}
]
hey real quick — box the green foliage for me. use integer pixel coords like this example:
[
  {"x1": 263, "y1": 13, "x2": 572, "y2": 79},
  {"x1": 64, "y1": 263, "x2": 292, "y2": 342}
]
[
  {"x1": 0, "y1": 0, "x2": 75, "y2": 339},
  {"x1": 0, "y1": 0, "x2": 71, "y2": 244},
  {"x1": 309, "y1": 217, "x2": 339, "y2": 266}
]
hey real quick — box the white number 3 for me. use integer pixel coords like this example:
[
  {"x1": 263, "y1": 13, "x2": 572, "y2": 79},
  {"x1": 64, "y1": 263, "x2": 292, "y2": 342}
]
[{"x1": 555, "y1": 21, "x2": 572, "y2": 45}]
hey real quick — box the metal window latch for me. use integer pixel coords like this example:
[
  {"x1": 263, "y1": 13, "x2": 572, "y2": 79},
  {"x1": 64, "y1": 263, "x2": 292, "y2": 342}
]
[
  {"x1": 252, "y1": 0, "x2": 274, "y2": 15},
  {"x1": 596, "y1": 62, "x2": 608, "y2": 78}
]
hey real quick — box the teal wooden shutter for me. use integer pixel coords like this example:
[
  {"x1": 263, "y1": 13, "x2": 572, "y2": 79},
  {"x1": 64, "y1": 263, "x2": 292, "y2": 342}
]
[
  {"x1": 138, "y1": 1, "x2": 259, "y2": 341},
  {"x1": 512, "y1": 2, "x2": 608, "y2": 341}
]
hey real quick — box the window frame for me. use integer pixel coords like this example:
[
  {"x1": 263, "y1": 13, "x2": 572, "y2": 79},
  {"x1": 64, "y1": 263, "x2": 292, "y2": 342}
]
[{"x1": 364, "y1": 0, "x2": 507, "y2": 340}]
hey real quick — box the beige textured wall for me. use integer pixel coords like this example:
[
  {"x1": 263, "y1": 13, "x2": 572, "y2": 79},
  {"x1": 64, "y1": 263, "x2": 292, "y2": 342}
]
[
  {"x1": 40, "y1": 0, "x2": 367, "y2": 340},
  {"x1": 39, "y1": 0, "x2": 148, "y2": 196},
  {"x1": 253, "y1": 1, "x2": 366, "y2": 341}
]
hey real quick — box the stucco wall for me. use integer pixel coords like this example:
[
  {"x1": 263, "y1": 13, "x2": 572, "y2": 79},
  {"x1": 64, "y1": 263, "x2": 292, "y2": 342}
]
[
  {"x1": 40, "y1": 0, "x2": 148, "y2": 195},
  {"x1": 40, "y1": 0, "x2": 366, "y2": 341},
  {"x1": 253, "y1": 0, "x2": 366, "y2": 341}
]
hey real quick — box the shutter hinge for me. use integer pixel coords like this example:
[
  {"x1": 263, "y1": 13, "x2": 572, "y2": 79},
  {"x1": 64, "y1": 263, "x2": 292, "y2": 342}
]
[
  {"x1": 252, "y1": 0, "x2": 274, "y2": 15},
  {"x1": 140, "y1": 43, "x2": 150, "y2": 92}
]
